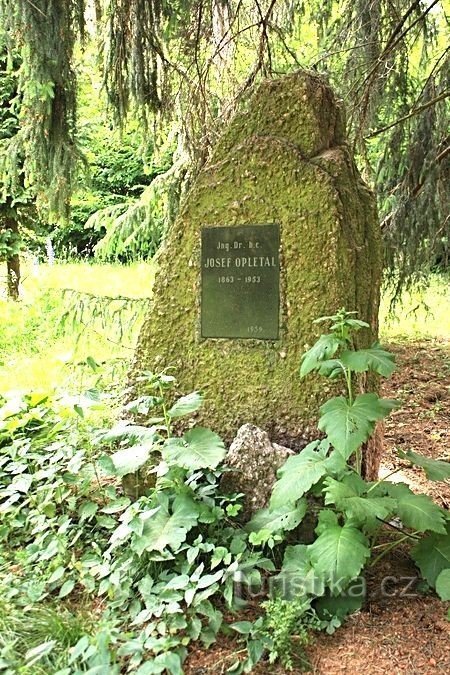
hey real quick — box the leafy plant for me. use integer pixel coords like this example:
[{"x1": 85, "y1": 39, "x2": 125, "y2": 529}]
[
  {"x1": 3, "y1": 317, "x2": 449, "y2": 674},
  {"x1": 229, "y1": 596, "x2": 317, "y2": 673},
  {"x1": 237, "y1": 309, "x2": 450, "y2": 667},
  {"x1": 0, "y1": 374, "x2": 273, "y2": 673}
]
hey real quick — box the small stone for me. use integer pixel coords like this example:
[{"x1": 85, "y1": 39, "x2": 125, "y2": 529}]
[{"x1": 220, "y1": 424, "x2": 293, "y2": 521}]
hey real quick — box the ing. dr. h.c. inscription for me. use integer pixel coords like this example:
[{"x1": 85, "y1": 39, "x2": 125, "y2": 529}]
[{"x1": 201, "y1": 224, "x2": 280, "y2": 339}]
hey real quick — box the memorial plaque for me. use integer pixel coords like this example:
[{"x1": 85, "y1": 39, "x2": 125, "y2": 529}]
[{"x1": 201, "y1": 224, "x2": 280, "y2": 339}]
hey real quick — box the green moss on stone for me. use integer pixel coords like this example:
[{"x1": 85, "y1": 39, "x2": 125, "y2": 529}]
[{"x1": 131, "y1": 71, "x2": 382, "y2": 445}]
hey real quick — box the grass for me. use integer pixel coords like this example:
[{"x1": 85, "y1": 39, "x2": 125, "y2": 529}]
[
  {"x1": 0, "y1": 261, "x2": 448, "y2": 397},
  {"x1": 0, "y1": 601, "x2": 92, "y2": 674},
  {"x1": 380, "y1": 275, "x2": 450, "y2": 342},
  {"x1": 0, "y1": 260, "x2": 155, "y2": 395},
  {"x1": 0, "y1": 259, "x2": 448, "y2": 674}
]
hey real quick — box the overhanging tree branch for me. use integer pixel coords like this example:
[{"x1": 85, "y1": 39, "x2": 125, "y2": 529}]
[{"x1": 366, "y1": 90, "x2": 450, "y2": 138}]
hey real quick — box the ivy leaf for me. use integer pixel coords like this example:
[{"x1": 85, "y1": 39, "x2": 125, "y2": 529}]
[
  {"x1": 435, "y1": 569, "x2": 450, "y2": 601},
  {"x1": 309, "y1": 523, "x2": 370, "y2": 593},
  {"x1": 246, "y1": 499, "x2": 307, "y2": 534},
  {"x1": 412, "y1": 529, "x2": 450, "y2": 586},
  {"x1": 396, "y1": 493, "x2": 447, "y2": 534},
  {"x1": 300, "y1": 334, "x2": 342, "y2": 378},
  {"x1": 340, "y1": 343, "x2": 396, "y2": 377},
  {"x1": 163, "y1": 427, "x2": 226, "y2": 470},
  {"x1": 105, "y1": 444, "x2": 153, "y2": 477},
  {"x1": 270, "y1": 442, "x2": 345, "y2": 509},
  {"x1": 132, "y1": 495, "x2": 199, "y2": 555},
  {"x1": 319, "y1": 394, "x2": 398, "y2": 459},
  {"x1": 399, "y1": 449, "x2": 450, "y2": 481},
  {"x1": 167, "y1": 391, "x2": 203, "y2": 418}
]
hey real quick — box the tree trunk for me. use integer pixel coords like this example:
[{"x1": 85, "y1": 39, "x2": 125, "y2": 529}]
[{"x1": 5, "y1": 217, "x2": 20, "y2": 300}]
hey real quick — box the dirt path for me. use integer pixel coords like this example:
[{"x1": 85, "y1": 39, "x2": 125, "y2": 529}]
[{"x1": 185, "y1": 340, "x2": 450, "y2": 675}]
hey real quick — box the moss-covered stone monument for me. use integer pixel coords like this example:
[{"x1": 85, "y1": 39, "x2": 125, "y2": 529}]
[{"x1": 132, "y1": 70, "x2": 382, "y2": 446}]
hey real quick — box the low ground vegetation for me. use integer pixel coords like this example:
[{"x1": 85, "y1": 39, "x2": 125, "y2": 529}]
[{"x1": 0, "y1": 263, "x2": 449, "y2": 674}]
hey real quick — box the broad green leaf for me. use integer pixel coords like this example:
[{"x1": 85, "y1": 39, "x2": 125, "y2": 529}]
[
  {"x1": 323, "y1": 475, "x2": 396, "y2": 526},
  {"x1": 315, "y1": 359, "x2": 345, "y2": 378},
  {"x1": 230, "y1": 621, "x2": 253, "y2": 634},
  {"x1": 435, "y1": 569, "x2": 450, "y2": 600},
  {"x1": 165, "y1": 574, "x2": 190, "y2": 590},
  {"x1": 315, "y1": 509, "x2": 339, "y2": 535},
  {"x1": 340, "y1": 343, "x2": 396, "y2": 377},
  {"x1": 279, "y1": 544, "x2": 324, "y2": 596},
  {"x1": 300, "y1": 334, "x2": 342, "y2": 378},
  {"x1": 107, "y1": 445, "x2": 152, "y2": 477},
  {"x1": 246, "y1": 499, "x2": 307, "y2": 534},
  {"x1": 381, "y1": 481, "x2": 414, "y2": 499},
  {"x1": 211, "y1": 546, "x2": 231, "y2": 569},
  {"x1": 47, "y1": 565, "x2": 66, "y2": 585},
  {"x1": 68, "y1": 635, "x2": 90, "y2": 664},
  {"x1": 396, "y1": 493, "x2": 447, "y2": 534},
  {"x1": 314, "y1": 581, "x2": 365, "y2": 629},
  {"x1": 197, "y1": 569, "x2": 224, "y2": 589},
  {"x1": 282, "y1": 544, "x2": 312, "y2": 573},
  {"x1": 248, "y1": 639, "x2": 265, "y2": 666},
  {"x1": 100, "y1": 497, "x2": 131, "y2": 514},
  {"x1": 78, "y1": 501, "x2": 99, "y2": 522},
  {"x1": 132, "y1": 495, "x2": 199, "y2": 555},
  {"x1": 10, "y1": 473, "x2": 33, "y2": 494},
  {"x1": 94, "y1": 423, "x2": 156, "y2": 446},
  {"x1": 136, "y1": 652, "x2": 183, "y2": 675},
  {"x1": 270, "y1": 442, "x2": 345, "y2": 509},
  {"x1": 59, "y1": 579, "x2": 75, "y2": 598},
  {"x1": 309, "y1": 523, "x2": 370, "y2": 593},
  {"x1": 25, "y1": 391, "x2": 51, "y2": 408},
  {"x1": 163, "y1": 427, "x2": 226, "y2": 470},
  {"x1": 412, "y1": 529, "x2": 450, "y2": 586},
  {"x1": 124, "y1": 395, "x2": 162, "y2": 415},
  {"x1": 399, "y1": 449, "x2": 450, "y2": 481},
  {"x1": 319, "y1": 394, "x2": 398, "y2": 459},
  {"x1": 167, "y1": 391, "x2": 203, "y2": 418},
  {"x1": 74, "y1": 404, "x2": 84, "y2": 418}
]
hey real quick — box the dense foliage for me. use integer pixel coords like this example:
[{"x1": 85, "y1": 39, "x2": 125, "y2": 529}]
[
  {"x1": 0, "y1": 1, "x2": 447, "y2": 293},
  {"x1": 55, "y1": 126, "x2": 159, "y2": 258},
  {"x1": 1, "y1": 310, "x2": 449, "y2": 673}
]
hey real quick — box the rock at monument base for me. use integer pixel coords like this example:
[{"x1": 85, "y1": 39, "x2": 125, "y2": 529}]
[
  {"x1": 220, "y1": 424, "x2": 294, "y2": 520},
  {"x1": 131, "y1": 69, "x2": 382, "y2": 467}
]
